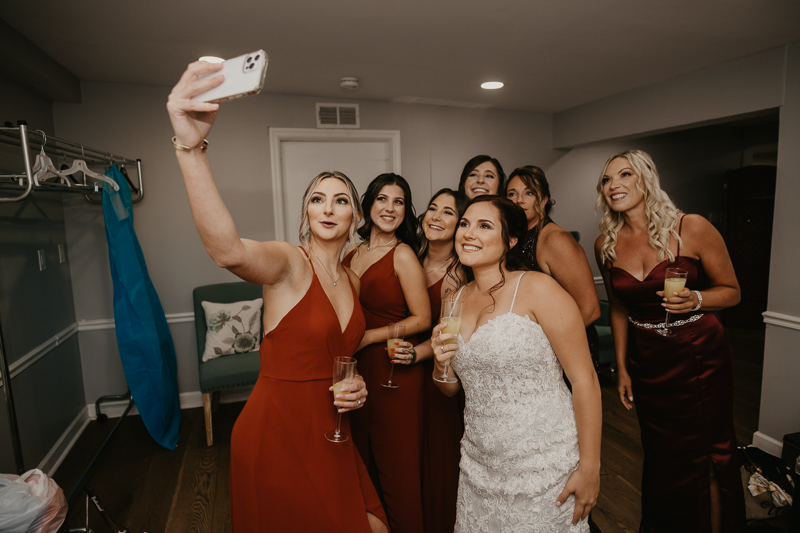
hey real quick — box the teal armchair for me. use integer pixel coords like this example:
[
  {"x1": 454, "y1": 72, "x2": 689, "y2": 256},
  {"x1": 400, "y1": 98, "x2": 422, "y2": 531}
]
[{"x1": 193, "y1": 282, "x2": 263, "y2": 446}]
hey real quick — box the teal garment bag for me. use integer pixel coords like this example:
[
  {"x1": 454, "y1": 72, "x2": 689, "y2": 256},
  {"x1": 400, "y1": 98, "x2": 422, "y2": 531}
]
[{"x1": 102, "y1": 165, "x2": 180, "y2": 449}]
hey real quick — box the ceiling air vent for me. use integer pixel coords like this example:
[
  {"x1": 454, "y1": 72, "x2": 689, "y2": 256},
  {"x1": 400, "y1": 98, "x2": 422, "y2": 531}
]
[{"x1": 316, "y1": 103, "x2": 360, "y2": 129}]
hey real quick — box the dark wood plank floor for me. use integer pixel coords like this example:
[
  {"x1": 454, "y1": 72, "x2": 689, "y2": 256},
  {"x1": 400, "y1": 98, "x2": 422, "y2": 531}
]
[
  {"x1": 53, "y1": 327, "x2": 763, "y2": 533},
  {"x1": 55, "y1": 401, "x2": 242, "y2": 533}
]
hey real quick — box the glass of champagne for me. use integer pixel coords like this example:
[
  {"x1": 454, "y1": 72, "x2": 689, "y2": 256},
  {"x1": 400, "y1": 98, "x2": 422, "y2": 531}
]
[
  {"x1": 657, "y1": 267, "x2": 688, "y2": 337},
  {"x1": 382, "y1": 323, "x2": 406, "y2": 389},
  {"x1": 433, "y1": 298, "x2": 463, "y2": 384},
  {"x1": 325, "y1": 356, "x2": 357, "y2": 442}
]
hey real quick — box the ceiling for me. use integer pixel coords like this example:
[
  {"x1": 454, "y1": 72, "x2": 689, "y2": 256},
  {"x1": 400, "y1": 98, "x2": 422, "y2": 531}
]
[{"x1": 2, "y1": 0, "x2": 800, "y2": 113}]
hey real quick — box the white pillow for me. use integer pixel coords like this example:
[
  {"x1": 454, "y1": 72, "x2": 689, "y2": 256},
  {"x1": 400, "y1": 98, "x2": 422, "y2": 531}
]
[{"x1": 201, "y1": 298, "x2": 263, "y2": 362}]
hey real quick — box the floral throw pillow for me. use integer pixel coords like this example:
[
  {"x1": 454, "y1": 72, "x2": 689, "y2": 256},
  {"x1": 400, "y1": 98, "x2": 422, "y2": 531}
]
[{"x1": 201, "y1": 298, "x2": 263, "y2": 362}]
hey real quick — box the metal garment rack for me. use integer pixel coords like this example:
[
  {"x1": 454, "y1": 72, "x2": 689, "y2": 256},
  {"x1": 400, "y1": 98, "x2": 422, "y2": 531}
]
[
  {"x1": 0, "y1": 121, "x2": 144, "y2": 204},
  {"x1": 0, "y1": 123, "x2": 142, "y2": 497}
]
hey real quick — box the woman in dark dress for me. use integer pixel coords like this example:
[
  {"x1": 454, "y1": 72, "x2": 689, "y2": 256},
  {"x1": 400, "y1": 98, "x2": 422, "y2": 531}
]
[
  {"x1": 392, "y1": 188, "x2": 469, "y2": 533},
  {"x1": 457, "y1": 154, "x2": 506, "y2": 200},
  {"x1": 167, "y1": 61, "x2": 387, "y2": 532},
  {"x1": 342, "y1": 173, "x2": 431, "y2": 533},
  {"x1": 506, "y1": 166, "x2": 601, "y2": 366},
  {"x1": 594, "y1": 150, "x2": 745, "y2": 532}
]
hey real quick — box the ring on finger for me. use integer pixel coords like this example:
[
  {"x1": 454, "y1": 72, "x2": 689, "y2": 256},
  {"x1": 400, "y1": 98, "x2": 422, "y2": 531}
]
[{"x1": 356, "y1": 399, "x2": 361, "y2": 406}]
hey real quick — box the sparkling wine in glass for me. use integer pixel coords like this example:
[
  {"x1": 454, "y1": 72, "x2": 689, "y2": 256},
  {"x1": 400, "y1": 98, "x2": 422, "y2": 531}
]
[
  {"x1": 325, "y1": 356, "x2": 357, "y2": 442},
  {"x1": 433, "y1": 298, "x2": 463, "y2": 384},
  {"x1": 656, "y1": 267, "x2": 688, "y2": 337},
  {"x1": 382, "y1": 323, "x2": 406, "y2": 389}
]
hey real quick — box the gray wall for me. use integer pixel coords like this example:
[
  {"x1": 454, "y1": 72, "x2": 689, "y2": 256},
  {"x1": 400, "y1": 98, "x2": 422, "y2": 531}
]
[
  {"x1": 0, "y1": 74, "x2": 86, "y2": 473},
  {"x1": 552, "y1": 46, "x2": 786, "y2": 148},
  {"x1": 759, "y1": 41, "x2": 800, "y2": 444},
  {"x1": 52, "y1": 82, "x2": 559, "y2": 403}
]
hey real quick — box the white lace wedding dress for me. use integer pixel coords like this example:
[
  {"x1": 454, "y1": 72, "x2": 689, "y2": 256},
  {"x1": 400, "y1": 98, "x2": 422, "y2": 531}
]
[{"x1": 451, "y1": 274, "x2": 588, "y2": 532}]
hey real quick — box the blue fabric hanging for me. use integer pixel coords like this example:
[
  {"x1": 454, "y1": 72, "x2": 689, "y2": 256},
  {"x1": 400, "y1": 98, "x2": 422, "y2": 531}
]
[{"x1": 102, "y1": 165, "x2": 180, "y2": 449}]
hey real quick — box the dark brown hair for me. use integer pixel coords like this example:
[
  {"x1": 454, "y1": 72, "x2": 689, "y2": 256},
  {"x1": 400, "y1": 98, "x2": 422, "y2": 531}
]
[
  {"x1": 507, "y1": 165, "x2": 556, "y2": 231},
  {"x1": 457, "y1": 155, "x2": 506, "y2": 197},
  {"x1": 357, "y1": 173, "x2": 419, "y2": 253},
  {"x1": 453, "y1": 195, "x2": 529, "y2": 309}
]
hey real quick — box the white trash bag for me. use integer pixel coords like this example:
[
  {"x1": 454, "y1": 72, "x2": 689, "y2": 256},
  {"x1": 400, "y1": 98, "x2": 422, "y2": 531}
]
[{"x1": 0, "y1": 469, "x2": 67, "y2": 533}]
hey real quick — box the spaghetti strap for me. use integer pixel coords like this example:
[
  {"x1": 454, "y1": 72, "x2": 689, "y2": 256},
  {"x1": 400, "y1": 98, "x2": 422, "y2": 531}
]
[
  {"x1": 677, "y1": 215, "x2": 685, "y2": 258},
  {"x1": 509, "y1": 273, "x2": 526, "y2": 313},
  {"x1": 454, "y1": 286, "x2": 466, "y2": 302},
  {"x1": 299, "y1": 246, "x2": 316, "y2": 275}
]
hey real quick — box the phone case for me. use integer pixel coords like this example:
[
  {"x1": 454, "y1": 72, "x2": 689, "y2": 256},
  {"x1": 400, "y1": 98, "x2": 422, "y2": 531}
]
[{"x1": 192, "y1": 50, "x2": 268, "y2": 103}]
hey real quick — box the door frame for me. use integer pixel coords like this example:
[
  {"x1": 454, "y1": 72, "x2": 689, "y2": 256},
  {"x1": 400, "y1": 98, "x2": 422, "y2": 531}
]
[{"x1": 269, "y1": 128, "x2": 402, "y2": 242}]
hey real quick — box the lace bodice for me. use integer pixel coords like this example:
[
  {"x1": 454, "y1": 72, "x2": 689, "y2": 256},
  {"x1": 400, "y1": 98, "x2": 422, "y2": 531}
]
[{"x1": 451, "y1": 274, "x2": 587, "y2": 532}]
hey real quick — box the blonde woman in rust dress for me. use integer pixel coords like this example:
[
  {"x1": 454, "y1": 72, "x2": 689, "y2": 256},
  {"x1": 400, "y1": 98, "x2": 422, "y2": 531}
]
[{"x1": 167, "y1": 61, "x2": 387, "y2": 532}]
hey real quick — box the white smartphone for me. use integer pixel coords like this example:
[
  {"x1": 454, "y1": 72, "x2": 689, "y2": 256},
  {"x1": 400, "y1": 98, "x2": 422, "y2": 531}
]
[{"x1": 192, "y1": 50, "x2": 268, "y2": 103}]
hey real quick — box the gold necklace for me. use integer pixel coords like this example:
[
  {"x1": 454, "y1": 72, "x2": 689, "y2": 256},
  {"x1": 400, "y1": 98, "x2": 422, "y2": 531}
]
[
  {"x1": 424, "y1": 259, "x2": 450, "y2": 275},
  {"x1": 309, "y1": 245, "x2": 341, "y2": 286},
  {"x1": 366, "y1": 237, "x2": 395, "y2": 252}
]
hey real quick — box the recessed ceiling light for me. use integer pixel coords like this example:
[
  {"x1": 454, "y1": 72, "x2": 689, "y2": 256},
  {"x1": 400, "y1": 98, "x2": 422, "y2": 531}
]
[
  {"x1": 199, "y1": 56, "x2": 225, "y2": 63},
  {"x1": 481, "y1": 81, "x2": 504, "y2": 90}
]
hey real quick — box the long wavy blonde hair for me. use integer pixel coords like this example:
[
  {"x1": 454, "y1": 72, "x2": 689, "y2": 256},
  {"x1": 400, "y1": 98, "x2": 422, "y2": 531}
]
[
  {"x1": 596, "y1": 150, "x2": 682, "y2": 264},
  {"x1": 299, "y1": 171, "x2": 362, "y2": 246}
]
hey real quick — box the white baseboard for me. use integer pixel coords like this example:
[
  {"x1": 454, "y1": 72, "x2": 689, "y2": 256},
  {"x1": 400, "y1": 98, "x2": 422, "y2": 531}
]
[
  {"x1": 39, "y1": 406, "x2": 90, "y2": 476},
  {"x1": 88, "y1": 387, "x2": 254, "y2": 419},
  {"x1": 752, "y1": 431, "x2": 783, "y2": 457}
]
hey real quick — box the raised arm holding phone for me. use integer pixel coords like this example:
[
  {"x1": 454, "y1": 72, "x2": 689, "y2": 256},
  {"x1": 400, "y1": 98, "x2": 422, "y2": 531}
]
[{"x1": 167, "y1": 60, "x2": 388, "y2": 533}]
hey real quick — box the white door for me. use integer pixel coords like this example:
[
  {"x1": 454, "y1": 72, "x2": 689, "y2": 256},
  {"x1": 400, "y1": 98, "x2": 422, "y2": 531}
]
[{"x1": 270, "y1": 129, "x2": 401, "y2": 245}]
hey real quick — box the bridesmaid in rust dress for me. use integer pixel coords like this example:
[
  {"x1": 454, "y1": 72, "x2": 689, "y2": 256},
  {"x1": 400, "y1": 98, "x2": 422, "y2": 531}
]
[
  {"x1": 167, "y1": 60, "x2": 387, "y2": 532},
  {"x1": 342, "y1": 173, "x2": 430, "y2": 533},
  {"x1": 393, "y1": 188, "x2": 469, "y2": 533},
  {"x1": 594, "y1": 150, "x2": 745, "y2": 532}
]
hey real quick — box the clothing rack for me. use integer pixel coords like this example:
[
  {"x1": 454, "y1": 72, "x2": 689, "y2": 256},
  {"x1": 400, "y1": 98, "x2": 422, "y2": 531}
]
[
  {"x1": 0, "y1": 121, "x2": 144, "y2": 204},
  {"x1": 0, "y1": 122, "x2": 142, "y2": 483}
]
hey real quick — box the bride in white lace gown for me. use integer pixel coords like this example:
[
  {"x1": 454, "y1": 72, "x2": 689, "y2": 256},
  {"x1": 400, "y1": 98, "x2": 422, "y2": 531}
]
[{"x1": 431, "y1": 196, "x2": 602, "y2": 532}]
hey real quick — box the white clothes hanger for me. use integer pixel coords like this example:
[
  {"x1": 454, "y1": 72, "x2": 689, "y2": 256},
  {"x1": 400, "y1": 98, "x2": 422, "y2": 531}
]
[
  {"x1": 61, "y1": 158, "x2": 120, "y2": 191},
  {"x1": 30, "y1": 131, "x2": 70, "y2": 187}
]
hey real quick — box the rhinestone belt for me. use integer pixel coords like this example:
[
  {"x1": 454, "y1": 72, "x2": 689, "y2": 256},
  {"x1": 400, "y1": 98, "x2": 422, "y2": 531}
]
[{"x1": 628, "y1": 313, "x2": 704, "y2": 329}]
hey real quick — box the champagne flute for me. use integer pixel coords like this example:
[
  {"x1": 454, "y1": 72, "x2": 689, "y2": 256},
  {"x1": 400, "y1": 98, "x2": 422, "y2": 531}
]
[
  {"x1": 433, "y1": 298, "x2": 463, "y2": 384},
  {"x1": 325, "y1": 356, "x2": 357, "y2": 442},
  {"x1": 382, "y1": 323, "x2": 405, "y2": 388},
  {"x1": 656, "y1": 267, "x2": 688, "y2": 337}
]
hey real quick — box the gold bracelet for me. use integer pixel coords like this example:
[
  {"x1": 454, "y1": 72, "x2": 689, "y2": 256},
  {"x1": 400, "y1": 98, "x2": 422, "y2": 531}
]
[{"x1": 172, "y1": 136, "x2": 208, "y2": 152}]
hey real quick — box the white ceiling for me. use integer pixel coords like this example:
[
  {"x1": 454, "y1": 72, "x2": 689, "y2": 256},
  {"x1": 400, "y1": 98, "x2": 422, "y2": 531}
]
[{"x1": 2, "y1": 0, "x2": 800, "y2": 113}]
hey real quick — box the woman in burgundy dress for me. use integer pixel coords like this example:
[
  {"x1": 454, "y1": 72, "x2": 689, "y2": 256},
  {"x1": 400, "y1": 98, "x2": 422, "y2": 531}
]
[
  {"x1": 506, "y1": 166, "x2": 601, "y2": 367},
  {"x1": 393, "y1": 188, "x2": 469, "y2": 533},
  {"x1": 457, "y1": 154, "x2": 506, "y2": 199},
  {"x1": 167, "y1": 61, "x2": 387, "y2": 532},
  {"x1": 342, "y1": 173, "x2": 431, "y2": 533},
  {"x1": 594, "y1": 150, "x2": 745, "y2": 532}
]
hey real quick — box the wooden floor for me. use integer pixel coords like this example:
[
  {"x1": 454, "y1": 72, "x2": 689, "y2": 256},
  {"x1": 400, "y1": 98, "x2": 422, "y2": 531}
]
[
  {"x1": 55, "y1": 401, "x2": 242, "y2": 533},
  {"x1": 53, "y1": 327, "x2": 764, "y2": 533}
]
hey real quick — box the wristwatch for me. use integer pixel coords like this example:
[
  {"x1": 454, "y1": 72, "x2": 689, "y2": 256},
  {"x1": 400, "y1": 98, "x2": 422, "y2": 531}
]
[{"x1": 691, "y1": 290, "x2": 703, "y2": 312}]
